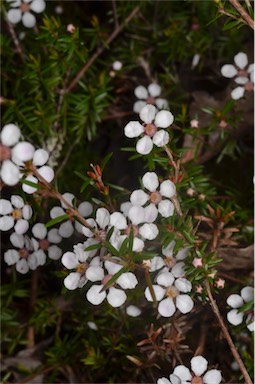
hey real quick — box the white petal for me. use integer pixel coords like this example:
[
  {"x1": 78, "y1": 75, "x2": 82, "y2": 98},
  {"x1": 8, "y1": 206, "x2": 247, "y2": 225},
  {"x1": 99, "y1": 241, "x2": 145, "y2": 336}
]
[
  {"x1": 169, "y1": 375, "x2": 181, "y2": 384},
  {"x1": 235, "y1": 76, "x2": 248, "y2": 85},
  {"x1": 14, "y1": 219, "x2": 29, "y2": 235},
  {"x1": 4, "y1": 249, "x2": 20, "y2": 265},
  {"x1": 173, "y1": 366, "x2": 192, "y2": 381},
  {"x1": 112, "y1": 60, "x2": 122, "y2": 71},
  {"x1": 153, "y1": 130, "x2": 169, "y2": 147},
  {"x1": 162, "y1": 240, "x2": 176, "y2": 257},
  {"x1": 50, "y1": 206, "x2": 65, "y2": 218},
  {"x1": 61, "y1": 192, "x2": 75, "y2": 208},
  {"x1": 7, "y1": 9, "x2": 22, "y2": 24},
  {"x1": 234, "y1": 52, "x2": 248, "y2": 69},
  {"x1": 157, "y1": 379, "x2": 171, "y2": 384},
  {"x1": 142, "y1": 172, "x2": 159, "y2": 192},
  {"x1": 176, "y1": 294, "x2": 194, "y2": 314},
  {"x1": 62, "y1": 252, "x2": 79, "y2": 269},
  {"x1": 117, "y1": 272, "x2": 138, "y2": 289},
  {"x1": 134, "y1": 85, "x2": 148, "y2": 99},
  {"x1": 154, "y1": 110, "x2": 174, "y2": 128},
  {"x1": 78, "y1": 201, "x2": 93, "y2": 217},
  {"x1": 82, "y1": 220, "x2": 95, "y2": 237},
  {"x1": 59, "y1": 221, "x2": 74, "y2": 238},
  {"x1": 158, "y1": 200, "x2": 174, "y2": 217},
  {"x1": 30, "y1": 0, "x2": 46, "y2": 13},
  {"x1": 158, "y1": 297, "x2": 176, "y2": 317},
  {"x1": 203, "y1": 369, "x2": 222, "y2": 384},
  {"x1": 32, "y1": 223, "x2": 47, "y2": 239},
  {"x1": 160, "y1": 180, "x2": 176, "y2": 198},
  {"x1": 87, "y1": 321, "x2": 98, "y2": 330},
  {"x1": 227, "y1": 294, "x2": 244, "y2": 308},
  {"x1": 16, "y1": 259, "x2": 29, "y2": 274},
  {"x1": 241, "y1": 286, "x2": 254, "y2": 302},
  {"x1": 82, "y1": 238, "x2": 99, "y2": 260},
  {"x1": 155, "y1": 98, "x2": 169, "y2": 110},
  {"x1": 150, "y1": 256, "x2": 165, "y2": 272},
  {"x1": 0, "y1": 199, "x2": 13, "y2": 214},
  {"x1": 110, "y1": 212, "x2": 127, "y2": 230},
  {"x1": 175, "y1": 277, "x2": 192, "y2": 293},
  {"x1": 124, "y1": 121, "x2": 144, "y2": 138},
  {"x1": 1, "y1": 160, "x2": 21, "y2": 186},
  {"x1": 148, "y1": 83, "x2": 161, "y2": 97},
  {"x1": 191, "y1": 355, "x2": 208, "y2": 376},
  {"x1": 133, "y1": 100, "x2": 146, "y2": 113},
  {"x1": 107, "y1": 287, "x2": 127, "y2": 307},
  {"x1": 130, "y1": 189, "x2": 149, "y2": 206},
  {"x1": 144, "y1": 285, "x2": 165, "y2": 301},
  {"x1": 22, "y1": 12, "x2": 36, "y2": 28},
  {"x1": 33, "y1": 149, "x2": 49, "y2": 166},
  {"x1": 37, "y1": 165, "x2": 54, "y2": 183},
  {"x1": 132, "y1": 237, "x2": 144, "y2": 252},
  {"x1": 120, "y1": 201, "x2": 132, "y2": 216},
  {"x1": 86, "y1": 284, "x2": 106, "y2": 305},
  {"x1": 139, "y1": 104, "x2": 157, "y2": 124},
  {"x1": 105, "y1": 258, "x2": 122, "y2": 274},
  {"x1": 64, "y1": 272, "x2": 81, "y2": 290},
  {"x1": 10, "y1": 232, "x2": 24, "y2": 248},
  {"x1": 128, "y1": 205, "x2": 145, "y2": 225},
  {"x1": 176, "y1": 247, "x2": 189, "y2": 260},
  {"x1": 139, "y1": 223, "x2": 158, "y2": 240},
  {"x1": 1, "y1": 124, "x2": 21, "y2": 146},
  {"x1": 136, "y1": 136, "x2": 153, "y2": 155},
  {"x1": 171, "y1": 262, "x2": 185, "y2": 278},
  {"x1": 231, "y1": 86, "x2": 245, "y2": 100},
  {"x1": 22, "y1": 175, "x2": 38, "y2": 194},
  {"x1": 221, "y1": 64, "x2": 237, "y2": 78},
  {"x1": 48, "y1": 245, "x2": 62, "y2": 260},
  {"x1": 156, "y1": 271, "x2": 175, "y2": 287},
  {"x1": 12, "y1": 142, "x2": 35, "y2": 163},
  {"x1": 96, "y1": 207, "x2": 110, "y2": 229},
  {"x1": 47, "y1": 228, "x2": 62, "y2": 243},
  {"x1": 227, "y1": 309, "x2": 244, "y2": 325},
  {"x1": 11, "y1": 195, "x2": 24, "y2": 209},
  {"x1": 126, "y1": 305, "x2": 141, "y2": 317},
  {"x1": 32, "y1": 249, "x2": 46, "y2": 266},
  {"x1": 144, "y1": 203, "x2": 158, "y2": 223},
  {"x1": 86, "y1": 266, "x2": 104, "y2": 282}
]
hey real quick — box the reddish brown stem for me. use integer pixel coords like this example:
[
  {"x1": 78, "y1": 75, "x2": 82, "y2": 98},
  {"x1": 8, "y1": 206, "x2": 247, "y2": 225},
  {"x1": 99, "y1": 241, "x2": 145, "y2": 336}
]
[{"x1": 228, "y1": 0, "x2": 254, "y2": 29}]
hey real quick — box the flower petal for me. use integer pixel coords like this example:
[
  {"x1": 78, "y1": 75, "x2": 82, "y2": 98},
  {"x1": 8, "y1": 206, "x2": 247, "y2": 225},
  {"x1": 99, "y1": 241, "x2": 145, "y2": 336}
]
[
  {"x1": 64, "y1": 272, "x2": 81, "y2": 290},
  {"x1": 32, "y1": 223, "x2": 47, "y2": 239},
  {"x1": 148, "y1": 83, "x2": 161, "y2": 97},
  {"x1": 139, "y1": 104, "x2": 157, "y2": 124},
  {"x1": 175, "y1": 277, "x2": 192, "y2": 293},
  {"x1": 110, "y1": 212, "x2": 128, "y2": 230},
  {"x1": 22, "y1": 175, "x2": 38, "y2": 194},
  {"x1": 86, "y1": 266, "x2": 104, "y2": 282},
  {"x1": 14, "y1": 219, "x2": 29, "y2": 235},
  {"x1": 227, "y1": 294, "x2": 244, "y2": 308},
  {"x1": 176, "y1": 294, "x2": 194, "y2": 314},
  {"x1": 134, "y1": 85, "x2": 148, "y2": 99},
  {"x1": 59, "y1": 221, "x2": 74, "y2": 238},
  {"x1": 234, "y1": 52, "x2": 248, "y2": 69},
  {"x1": 156, "y1": 271, "x2": 175, "y2": 287},
  {"x1": 78, "y1": 201, "x2": 93, "y2": 217},
  {"x1": 7, "y1": 9, "x2": 22, "y2": 24},
  {"x1": 116, "y1": 272, "x2": 138, "y2": 289},
  {"x1": 173, "y1": 365, "x2": 192, "y2": 381},
  {"x1": 235, "y1": 76, "x2": 248, "y2": 85},
  {"x1": 221, "y1": 64, "x2": 237, "y2": 78},
  {"x1": 130, "y1": 189, "x2": 149, "y2": 206},
  {"x1": 136, "y1": 135, "x2": 153, "y2": 155},
  {"x1": 22, "y1": 12, "x2": 36, "y2": 28},
  {"x1": 0, "y1": 199, "x2": 13, "y2": 214},
  {"x1": 231, "y1": 86, "x2": 245, "y2": 100},
  {"x1": 160, "y1": 180, "x2": 176, "y2": 198},
  {"x1": 158, "y1": 200, "x2": 174, "y2": 218},
  {"x1": 142, "y1": 172, "x2": 159, "y2": 192},
  {"x1": 48, "y1": 245, "x2": 62, "y2": 260},
  {"x1": 153, "y1": 130, "x2": 169, "y2": 147},
  {"x1": 1, "y1": 160, "x2": 21, "y2": 186},
  {"x1": 62, "y1": 252, "x2": 79, "y2": 269},
  {"x1": 155, "y1": 98, "x2": 169, "y2": 110},
  {"x1": 241, "y1": 286, "x2": 254, "y2": 302},
  {"x1": 154, "y1": 110, "x2": 174, "y2": 128},
  {"x1": 158, "y1": 297, "x2": 176, "y2": 317},
  {"x1": 126, "y1": 305, "x2": 141, "y2": 317},
  {"x1": 124, "y1": 121, "x2": 144, "y2": 138},
  {"x1": 139, "y1": 223, "x2": 159, "y2": 240},
  {"x1": 1, "y1": 124, "x2": 21, "y2": 146},
  {"x1": 150, "y1": 256, "x2": 165, "y2": 272},
  {"x1": 191, "y1": 355, "x2": 208, "y2": 376},
  {"x1": 4, "y1": 249, "x2": 20, "y2": 265},
  {"x1": 144, "y1": 285, "x2": 165, "y2": 301},
  {"x1": 12, "y1": 142, "x2": 35, "y2": 163},
  {"x1": 16, "y1": 259, "x2": 29, "y2": 274},
  {"x1": 96, "y1": 207, "x2": 110, "y2": 229},
  {"x1": 30, "y1": 0, "x2": 46, "y2": 13},
  {"x1": 133, "y1": 100, "x2": 146, "y2": 113},
  {"x1": 33, "y1": 148, "x2": 49, "y2": 166},
  {"x1": 37, "y1": 165, "x2": 54, "y2": 183},
  {"x1": 144, "y1": 203, "x2": 158, "y2": 223},
  {"x1": 128, "y1": 205, "x2": 145, "y2": 225},
  {"x1": 107, "y1": 287, "x2": 127, "y2": 307},
  {"x1": 227, "y1": 309, "x2": 244, "y2": 325},
  {"x1": 61, "y1": 192, "x2": 75, "y2": 208},
  {"x1": 203, "y1": 369, "x2": 222, "y2": 384}
]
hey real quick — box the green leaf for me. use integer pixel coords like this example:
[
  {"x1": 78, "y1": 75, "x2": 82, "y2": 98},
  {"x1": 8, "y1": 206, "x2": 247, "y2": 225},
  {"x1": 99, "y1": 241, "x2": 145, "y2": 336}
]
[
  {"x1": 84, "y1": 242, "x2": 102, "y2": 252},
  {"x1": 103, "y1": 240, "x2": 119, "y2": 256},
  {"x1": 45, "y1": 214, "x2": 69, "y2": 228},
  {"x1": 20, "y1": 178, "x2": 43, "y2": 190},
  {"x1": 100, "y1": 266, "x2": 129, "y2": 292},
  {"x1": 101, "y1": 152, "x2": 113, "y2": 171}
]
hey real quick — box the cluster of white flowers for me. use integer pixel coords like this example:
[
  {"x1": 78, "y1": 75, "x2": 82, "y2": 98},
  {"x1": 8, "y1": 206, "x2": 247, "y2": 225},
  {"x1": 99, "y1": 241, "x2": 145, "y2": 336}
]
[
  {"x1": 0, "y1": 195, "x2": 32, "y2": 235},
  {"x1": 226, "y1": 286, "x2": 254, "y2": 332},
  {"x1": 221, "y1": 52, "x2": 254, "y2": 100},
  {"x1": 6, "y1": 0, "x2": 46, "y2": 28},
  {"x1": 157, "y1": 355, "x2": 222, "y2": 384},
  {"x1": 124, "y1": 104, "x2": 174, "y2": 155},
  {"x1": 0, "y1": 123, "x2": 54, "y2": 191},
  {"x1": 133, "y1": 83, "x2": 169, "y2": 113}
]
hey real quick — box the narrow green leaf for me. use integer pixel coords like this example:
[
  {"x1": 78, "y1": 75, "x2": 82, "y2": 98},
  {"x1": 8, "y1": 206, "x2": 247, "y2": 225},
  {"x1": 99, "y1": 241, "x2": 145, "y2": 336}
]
[
  {"x1": 100, "y1": 266, "x2": 129, "y2": 292},
  {"x1": 101, "y1": 152, "x2": 113, "y2": 171},
  {"x1": 45, "y1": 214, "x2": 69, "y2": 228},
  {"x1": 20, "y1": 179, "x2": 43, "y2": 190}
]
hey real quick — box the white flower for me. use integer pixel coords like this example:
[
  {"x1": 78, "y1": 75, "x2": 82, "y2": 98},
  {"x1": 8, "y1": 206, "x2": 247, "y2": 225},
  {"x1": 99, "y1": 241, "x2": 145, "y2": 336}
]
[
  {"x1": 112, "y1": 61, "x2": 122, "y2": 71},
  {"x1": 130, "y1": 172, "x2": 176, "y2": 218},
  {"x1": 86, "y1": 258, "x2": 138, "y2": 308},
  {"x1": 61, "y1": 239, "x2": 100, "y2": 290},
  {"x1": 124, "y1": 104, "x2": 174, "y2": 155},
  {"x1": 221, "y1": 52, "x2": 254, "y2": 100},
  {"x1": 50, "y1": 194, "x2": 93, "y2": 237},
  {"x1": 31, "y1": 222, "x2": 62, "y2": 260},
  {"x1": 0, "y1": 195, "x2": 32, "y2": 234},
  {"x1": 150, "y1": 241, "x2": 189, "y2": 272},
  {"x1": 133, "y1": 83, "x2": 169, "y2": 113},
  {"x1": 7, "y1": 0, "x2": 46, "y2": 28},
  {"x1": 227, "y1": 286, "x2": 254, "y2": 331},
  {"x1": 144, "y1": 269, "x2": 193, "y2": 317},
  {"x1": 157, "y1": 355, "x2": 222, "y2": 384},
  {"x1": 126, "y1": 305, "x2": 141, "y2": 317},
  {"x1": 4, "y1": 232, "x2": 46, "y2": 274}
]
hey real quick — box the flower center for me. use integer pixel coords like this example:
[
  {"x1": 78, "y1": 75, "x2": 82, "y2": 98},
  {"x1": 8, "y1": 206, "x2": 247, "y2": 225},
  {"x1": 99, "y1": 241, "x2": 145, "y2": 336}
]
[
  {"x1": 0, "y1": 145, "x2": 12, "y2": 161},
  {"x1": 12, "y1": 208, "x2": 22, "y2": 220},
  {"x1": 19, "y1": 248, "x2": 29, "y2": 259},
  {"x1": 20, "y1": 2, "x2": 30, "y2": 13},
  {"x1": 143, "y1": 123, "x2": 157, "y2": 137},
  {"x1": 102, "y1": 274, "x2": 113, "y2": 287},
  {"x1": 238, "y1": 69, "x2": 248, "y2": 77},
  {"x1": 76, "y1": 262, "x2": 88, "y2": 274},
  {"x1": 191, "y1": 376, "x2": 203, "y2": 384},
  {"x1": 39, "y1": 238, "x2": 50, "y2": 251},
  {"x1": 164, "y1": 256, "x2": 176, "y2": 268},
  {"x1": 124, "y1": 224, "x2": 139, "y2": 237},
  {"x1": 95, "y1": 229, "x2": 107, "y2": 241},
  {"x1": 244, "y1": 81, "x2": 254, "y2": 92},
  {"x1": 149, "y1": 191, "x2": 162, "y2": 205},
  {"x1": 166, "y1": 285, "x2": 179, "y2": 299},
  {"x1": 146, "y1": 96, "x2": 155, "y2": 105}
]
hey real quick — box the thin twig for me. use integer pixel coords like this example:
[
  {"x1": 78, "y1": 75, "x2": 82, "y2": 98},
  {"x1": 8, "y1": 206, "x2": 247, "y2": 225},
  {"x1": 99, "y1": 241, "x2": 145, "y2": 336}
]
[
  {"x1": 55, "y1": 140, "x2": 77, "y2": 179},
  {"x1": 205, "y1": 281, "x2": 253, "y2": 384},
  {"x1": 218, "y1": 7, "x2": 241, "y2": 22},
  {"x1": 228, "y1": 0, "x2": 255, "y2": 29},
  {"x1": 5, "y1": 14, "x2": 25, "y2": 61},
  {"x1": 111, "y1": 0, "x2": 119, "y2": 29},
  {"x1": 65, "y1": 6, "x2": 140, "y2": 93}
]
